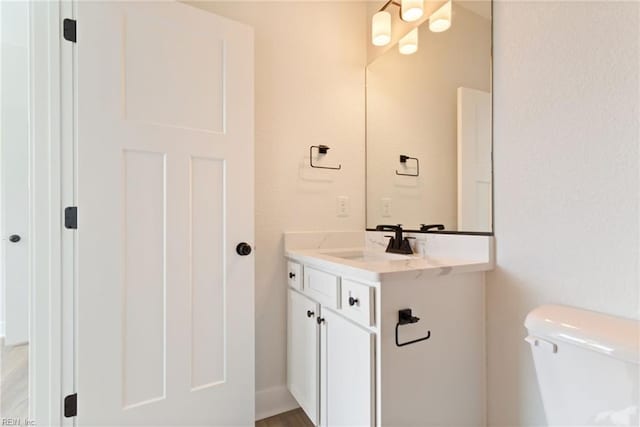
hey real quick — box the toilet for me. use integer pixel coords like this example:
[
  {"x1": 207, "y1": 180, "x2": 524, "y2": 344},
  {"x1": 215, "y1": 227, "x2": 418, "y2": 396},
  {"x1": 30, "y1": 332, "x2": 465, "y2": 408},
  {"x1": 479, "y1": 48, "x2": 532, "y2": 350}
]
[{"x1": 525, "y1": 305, "x2": 640, "y2": 426}]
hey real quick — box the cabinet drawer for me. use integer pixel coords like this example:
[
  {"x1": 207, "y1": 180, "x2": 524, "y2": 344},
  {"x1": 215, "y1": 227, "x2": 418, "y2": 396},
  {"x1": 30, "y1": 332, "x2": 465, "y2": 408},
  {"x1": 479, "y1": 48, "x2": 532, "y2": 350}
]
[
  {"x1": 339, "y1": 279, "x2": 374, "y2": 327},
  {"x1": 303, "y1": 267, "x2": 340, "y2": 308},
  {"x1": 287, "y1": 261, "x2": 302, "y2": 290}
]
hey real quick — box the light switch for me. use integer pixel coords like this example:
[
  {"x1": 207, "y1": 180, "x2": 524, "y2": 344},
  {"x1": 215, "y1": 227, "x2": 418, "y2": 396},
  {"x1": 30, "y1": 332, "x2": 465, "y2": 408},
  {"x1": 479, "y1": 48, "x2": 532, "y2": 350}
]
[
  {"x1": 337, "y1": 196, "x2": 349, "y2": 217},
  {"x1": 381, "y1": 198, "x2": 392, "y2": 217}
]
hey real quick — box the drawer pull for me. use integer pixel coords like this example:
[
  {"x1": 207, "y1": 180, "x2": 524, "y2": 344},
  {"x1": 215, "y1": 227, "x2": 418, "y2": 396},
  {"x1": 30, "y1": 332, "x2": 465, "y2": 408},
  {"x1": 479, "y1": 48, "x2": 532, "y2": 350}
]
[
  {"x1": 348, "y1": 296, "x2": 359, "y2": 306},
  {"x1": 306, "y1": 310, "x2": 315, "y2": 318},
  {"x1": 289, "y1": 272, "x2": 296, "y2": 279}
]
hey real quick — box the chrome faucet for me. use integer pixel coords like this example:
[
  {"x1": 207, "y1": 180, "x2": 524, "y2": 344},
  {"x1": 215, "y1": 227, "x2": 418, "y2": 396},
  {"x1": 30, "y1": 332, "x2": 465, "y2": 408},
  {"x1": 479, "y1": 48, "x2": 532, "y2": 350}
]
[{"x1": 375, "y1": 224, "x2": 414, "y2": 255}]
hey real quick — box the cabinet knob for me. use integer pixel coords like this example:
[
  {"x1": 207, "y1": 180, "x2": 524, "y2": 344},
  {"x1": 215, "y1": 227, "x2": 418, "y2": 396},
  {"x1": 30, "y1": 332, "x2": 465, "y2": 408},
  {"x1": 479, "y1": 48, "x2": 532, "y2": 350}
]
[
  {"x1": 316, "y1": 317, "x2": 325, "y2": 325},
  {"x1": 8, "y1": 234, "x2": 21, "y2": 243},
  {"x1": 306, "y1": 310, "x2": 314, "y2": 318},
  {"x1": 289, "y1": 272, "x2": 296, "y2": 279},
  {"x1": 348, "y1": 296, "x2": 359, "y2": 306}
]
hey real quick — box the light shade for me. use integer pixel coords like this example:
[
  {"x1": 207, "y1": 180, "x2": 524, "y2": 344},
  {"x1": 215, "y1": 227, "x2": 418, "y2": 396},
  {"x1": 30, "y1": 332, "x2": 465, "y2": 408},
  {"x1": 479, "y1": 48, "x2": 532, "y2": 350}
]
[
  {"x1": 429, "y1": 0, "x2": 452, "y2": 32},
  {"x1": 399, "y1": 28, "x2": 418, "y2": 55},
  {"x1": 371, "y1": 11, "x2": 391, "y2": 46},
  {"x1": 401, "y1": 0, "x2": 424, "y2": 22}
]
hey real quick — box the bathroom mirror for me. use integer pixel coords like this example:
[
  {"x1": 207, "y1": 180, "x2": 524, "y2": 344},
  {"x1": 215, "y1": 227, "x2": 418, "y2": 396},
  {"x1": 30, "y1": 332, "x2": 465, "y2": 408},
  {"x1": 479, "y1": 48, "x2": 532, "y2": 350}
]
[{"x1": 366, "y1": 1, "x2": 492, "y2": 234}]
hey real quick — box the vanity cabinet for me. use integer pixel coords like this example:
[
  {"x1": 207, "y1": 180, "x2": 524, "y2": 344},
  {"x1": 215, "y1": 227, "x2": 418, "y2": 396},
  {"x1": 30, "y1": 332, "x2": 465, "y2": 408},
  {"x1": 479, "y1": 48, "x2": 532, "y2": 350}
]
[
  {"x1": 286, "y1": 253, "x2": 487, "y2": 427},
  {"x1": 288, "y1": 261, "x2": 376, "y2": 426},
  {"x1": 287, "y1": 287, "x2": 374, "y2": 427}
]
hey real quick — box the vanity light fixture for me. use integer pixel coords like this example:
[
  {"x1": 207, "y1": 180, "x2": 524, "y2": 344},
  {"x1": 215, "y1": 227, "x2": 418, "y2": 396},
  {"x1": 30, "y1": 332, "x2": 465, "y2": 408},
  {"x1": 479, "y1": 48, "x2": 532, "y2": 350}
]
[
  {"x1": 372, "y1": 10, "x2": 392, "y2": 46},
  {"x1": 429, "y1": 0, "x2": 452, "y2": 32},
  {"x1": 370, "y1": 0, "x2": 423, "y2": 47},
  {"x1": 398, "y1": 28, "x2": 419, "y2": 55},
  {"x1": 401, "y1": 0, "x2": 424, "y2": 22},
  {"x1": 370, "y1": 0, "x2": 453, "y2": 48}
]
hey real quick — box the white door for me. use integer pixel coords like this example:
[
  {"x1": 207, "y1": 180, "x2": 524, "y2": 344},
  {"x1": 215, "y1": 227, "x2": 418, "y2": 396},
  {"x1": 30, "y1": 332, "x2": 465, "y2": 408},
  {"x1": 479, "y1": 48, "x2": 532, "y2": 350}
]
[
  {"x1": 320, "y1": 309, "x2": 374, "y2": 427},
  {"x1": 457, "y1": 87, "x2": 491, "y2": 232},
  {"x1": 76, "y1": 1, "x2": 254, "y2": 425},
  {"x1": 287, "y1": 290, "x2": 319, "y2": 424},
  {"x1": 1, "y1": 0, "x2": 30, "y2": 346}
]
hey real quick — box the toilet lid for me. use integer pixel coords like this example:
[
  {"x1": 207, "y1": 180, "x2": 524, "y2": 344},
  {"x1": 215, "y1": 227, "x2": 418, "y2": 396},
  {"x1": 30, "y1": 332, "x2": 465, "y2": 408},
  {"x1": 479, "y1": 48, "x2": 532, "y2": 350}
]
[{"x1": 525, "y1": 304, "x2": 640, "y2": 364}]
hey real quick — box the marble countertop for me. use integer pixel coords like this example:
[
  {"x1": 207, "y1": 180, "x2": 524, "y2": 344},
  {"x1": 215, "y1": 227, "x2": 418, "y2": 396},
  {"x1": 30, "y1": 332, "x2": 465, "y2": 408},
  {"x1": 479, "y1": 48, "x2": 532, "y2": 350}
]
[{"x1": 285, "y1": 246, "x2": 493, "y2": 282}]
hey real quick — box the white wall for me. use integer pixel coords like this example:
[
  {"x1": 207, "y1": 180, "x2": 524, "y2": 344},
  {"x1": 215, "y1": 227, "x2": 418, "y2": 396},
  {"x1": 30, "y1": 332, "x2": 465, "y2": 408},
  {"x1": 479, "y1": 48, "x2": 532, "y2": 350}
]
[
  {"x1": 186, "y1": 1, "x2": 367, "y2": 418},
  {"x1": 488, "y1": 2, "x2": 639, "y2": 425}
]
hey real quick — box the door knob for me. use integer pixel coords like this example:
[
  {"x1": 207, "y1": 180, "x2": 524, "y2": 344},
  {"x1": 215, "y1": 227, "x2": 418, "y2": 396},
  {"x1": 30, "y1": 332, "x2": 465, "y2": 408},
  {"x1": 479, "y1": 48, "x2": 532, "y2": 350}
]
[
  {"x1": 289, "y1": 272, "x2": 296, "y2": 279},
  {"x1": 236, "y1": 242, "x2": 252, "y2": 256},
  {"x1": 9, "y1": 235, "x2": 21, "y2": 243},
  {"x1": 348, "y1": 297, "x2": 359, "y2": 306},
  {"x1": 306, "y1": 310, "x2": 314, "y2": 318}
]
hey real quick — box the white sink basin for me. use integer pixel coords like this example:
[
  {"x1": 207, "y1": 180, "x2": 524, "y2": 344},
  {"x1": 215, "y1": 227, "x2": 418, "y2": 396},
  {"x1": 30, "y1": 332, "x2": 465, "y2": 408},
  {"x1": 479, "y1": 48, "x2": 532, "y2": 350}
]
[{"x1": 322, "y1": 250, "x2": 412, "y2": 262}]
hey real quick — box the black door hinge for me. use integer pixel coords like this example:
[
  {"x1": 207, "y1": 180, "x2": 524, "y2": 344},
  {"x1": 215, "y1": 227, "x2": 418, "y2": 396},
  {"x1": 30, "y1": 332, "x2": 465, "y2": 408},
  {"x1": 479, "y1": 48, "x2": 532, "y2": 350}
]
[
  {"x1": 63, "y1": 18, "x2": 76, "y2": 43},
  {"x1": 64, "y1": 206, "x2": 77, "y2": 230},
  {"x1": 64, "y1": 393, "x2": 77, "y2": 418}
]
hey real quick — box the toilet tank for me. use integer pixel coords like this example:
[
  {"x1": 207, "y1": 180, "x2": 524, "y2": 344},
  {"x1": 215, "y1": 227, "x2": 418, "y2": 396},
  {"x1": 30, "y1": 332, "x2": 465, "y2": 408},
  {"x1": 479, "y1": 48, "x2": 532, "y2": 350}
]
[{"x1": 525, "y1": 305, "x2": 639, "y2": 426}]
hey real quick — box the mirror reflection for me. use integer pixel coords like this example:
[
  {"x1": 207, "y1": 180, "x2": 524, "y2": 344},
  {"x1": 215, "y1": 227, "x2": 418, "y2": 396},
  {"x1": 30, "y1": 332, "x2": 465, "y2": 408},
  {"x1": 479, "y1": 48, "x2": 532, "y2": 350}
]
[{"x1": 366, "y1": 1, "x2": 492, "y2": 233}]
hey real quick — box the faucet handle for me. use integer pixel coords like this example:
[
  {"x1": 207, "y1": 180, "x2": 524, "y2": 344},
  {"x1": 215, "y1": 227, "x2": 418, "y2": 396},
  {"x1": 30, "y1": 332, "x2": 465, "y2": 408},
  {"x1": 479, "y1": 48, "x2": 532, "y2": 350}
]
[
  {"x1": 420, "y1": 224, "x2": 445, "y2": 232},
  {"x1": 376, "y1": 224, "x2": 403, "y2": 231}
]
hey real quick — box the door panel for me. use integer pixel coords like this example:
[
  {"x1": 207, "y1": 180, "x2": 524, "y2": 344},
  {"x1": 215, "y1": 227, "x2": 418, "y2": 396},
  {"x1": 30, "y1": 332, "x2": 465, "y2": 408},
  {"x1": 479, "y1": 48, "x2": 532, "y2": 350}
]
[
  {"x1": 1, "y1": 0, "x2": 30, "y2": 345},
  {"x1": 122, "y1": 7, "x2": 225, "y2": 132},
  {"x1": 122, "y1": 150, "x2": 166, "y2": 409},
  {"x1": 320, "y1": 309, "x2": 375, "y2": 427},
  {"x1": 77, "y1": 2, "x2": 254, "y2": 424},
  {"x1": 190, "y1": 157, "x2": 226, "y2": 390},
  {"x1": 287, "y1": 290, "x2": 319, "y2": 425}
]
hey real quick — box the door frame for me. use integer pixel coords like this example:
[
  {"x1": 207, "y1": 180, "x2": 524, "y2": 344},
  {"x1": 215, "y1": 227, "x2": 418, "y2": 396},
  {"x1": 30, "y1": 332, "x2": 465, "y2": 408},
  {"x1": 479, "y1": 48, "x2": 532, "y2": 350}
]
[{"x1": 29, "y1": 0, "x2": 75, "y2": 425}]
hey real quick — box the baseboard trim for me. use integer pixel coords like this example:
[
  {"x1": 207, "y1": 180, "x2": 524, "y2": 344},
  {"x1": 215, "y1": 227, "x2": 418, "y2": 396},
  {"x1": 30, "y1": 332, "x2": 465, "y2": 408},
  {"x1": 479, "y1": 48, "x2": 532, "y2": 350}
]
[{"x1": 255, "y1": 385, "x2": 299, "y2": 421}]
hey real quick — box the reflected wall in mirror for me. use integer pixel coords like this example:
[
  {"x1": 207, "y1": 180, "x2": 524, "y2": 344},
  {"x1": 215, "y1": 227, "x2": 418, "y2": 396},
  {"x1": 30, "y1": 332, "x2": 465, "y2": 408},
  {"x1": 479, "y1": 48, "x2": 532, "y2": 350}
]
[{"x1": 366, "y1": 1, "x2": 492, "y2": 233}]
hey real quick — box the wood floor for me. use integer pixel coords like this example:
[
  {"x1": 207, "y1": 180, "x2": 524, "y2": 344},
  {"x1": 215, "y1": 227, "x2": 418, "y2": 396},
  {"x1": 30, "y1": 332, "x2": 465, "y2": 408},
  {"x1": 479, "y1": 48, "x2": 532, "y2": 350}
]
[
  {"x1": 0, "y1": 339, "x2": 28, "y2": 419},
  {"x1": 256, "y1": 408, "x2": 314, "y2": 427}
]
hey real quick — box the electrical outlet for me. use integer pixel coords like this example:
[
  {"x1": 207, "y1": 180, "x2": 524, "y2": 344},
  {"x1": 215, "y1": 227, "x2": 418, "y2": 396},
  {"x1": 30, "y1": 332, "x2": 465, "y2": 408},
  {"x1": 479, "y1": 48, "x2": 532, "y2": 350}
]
[
  {"x1": 381, "y1": 198, "x2": 392, "y2": 217},
  {"x1": 337, "y1": 196, "x2": 349, "y2": 217}
]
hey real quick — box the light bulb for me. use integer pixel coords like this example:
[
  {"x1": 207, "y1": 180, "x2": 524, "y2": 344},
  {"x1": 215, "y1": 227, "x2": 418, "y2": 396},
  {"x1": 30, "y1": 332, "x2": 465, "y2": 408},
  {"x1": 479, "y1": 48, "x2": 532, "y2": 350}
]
[
  {"x1": 371, "y1": 11, "x2": 391, "y2": 46},
  {"x1": 399, "y1": 28, "x2": 418, "y2": 55},
  {"x1": 401, "y1": 0, "x2": 424, "y2": 22},
  {"x1": 429, "y1": 0, "x2": 452, "y2": 32}
]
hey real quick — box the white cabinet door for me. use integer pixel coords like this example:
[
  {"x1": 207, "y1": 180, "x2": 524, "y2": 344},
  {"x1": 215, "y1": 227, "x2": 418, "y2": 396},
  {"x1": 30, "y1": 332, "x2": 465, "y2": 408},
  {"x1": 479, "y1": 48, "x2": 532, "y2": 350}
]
[
  {"x1": 76, "y1": 1, "x2": 254, "y2": 425},
  {"x1": 320, "y1": 309, "x2": 375, "y2": 427},
  {"x1": 287, "y1": 289, "x2": 319, "y2": 425}
]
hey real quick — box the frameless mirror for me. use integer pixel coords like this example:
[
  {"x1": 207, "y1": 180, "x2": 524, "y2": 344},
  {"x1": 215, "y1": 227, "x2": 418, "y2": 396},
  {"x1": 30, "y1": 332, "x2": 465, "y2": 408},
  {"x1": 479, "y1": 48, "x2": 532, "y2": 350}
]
[{"x1": 366, "y1": 1, "x2": 492, "y2": 233}]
